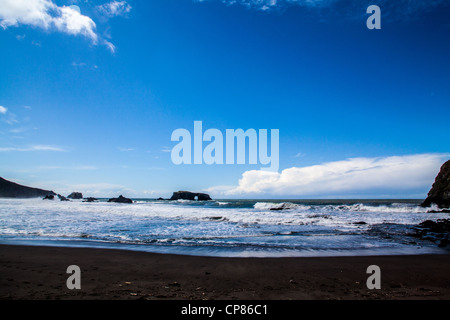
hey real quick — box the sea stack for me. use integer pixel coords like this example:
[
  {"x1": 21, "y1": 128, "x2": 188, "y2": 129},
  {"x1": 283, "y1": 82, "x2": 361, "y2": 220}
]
[
  {"x1": 169, "y1": 191, "x2": 212, "y2": 201},
  {"x1": 67, "y1": 192, "x2": 83, "y2": 200},
  {"x1": 421, "y1": 160, "x2": 450, "y2": 208},
  {"x1": 57, "y1": 194, "x2": 70, "y2": 201},
  {"x1": 108, "y1": 195, "x2": 133, "y2": 204}
]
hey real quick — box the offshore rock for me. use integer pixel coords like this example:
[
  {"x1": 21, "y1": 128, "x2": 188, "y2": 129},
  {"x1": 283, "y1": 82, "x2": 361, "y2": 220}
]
[
  {"x1": 170, "y1": 191, "x2": 212, "y2": 201},
  {"x1": 108, "y1": 195, "x2": 133, "y2": 204},
  {"x1": 58, "y1": 194, "x2": 70, "y2": 201},
  {"x1": 67, "y1": 192, "x2": 83, "y2": 200}
]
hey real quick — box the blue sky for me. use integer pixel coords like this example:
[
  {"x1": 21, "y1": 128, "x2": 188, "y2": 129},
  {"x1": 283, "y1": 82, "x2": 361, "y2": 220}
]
[{"x1": 0, "y1": 0, "x2": 449, "y2": 198}]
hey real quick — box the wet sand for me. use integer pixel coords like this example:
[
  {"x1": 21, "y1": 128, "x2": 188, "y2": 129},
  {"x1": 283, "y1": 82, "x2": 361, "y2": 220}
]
[{"x1": 1, "y1": 244, "x2": 449, "y2": 300}]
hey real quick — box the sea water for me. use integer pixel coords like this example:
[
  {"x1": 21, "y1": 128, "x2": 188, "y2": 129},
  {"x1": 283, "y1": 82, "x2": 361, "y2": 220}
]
[{"x1": 0, "y1": 198, "x2": 448, "y2": 257}]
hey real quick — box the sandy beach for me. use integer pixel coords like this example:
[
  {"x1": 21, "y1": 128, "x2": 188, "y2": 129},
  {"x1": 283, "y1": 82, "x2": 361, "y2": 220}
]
[{"x1": 1, "y1": 244, "x2": 449, "y2": 300}]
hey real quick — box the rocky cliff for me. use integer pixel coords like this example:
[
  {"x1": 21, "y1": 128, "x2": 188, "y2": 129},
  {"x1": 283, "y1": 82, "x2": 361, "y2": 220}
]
[{"x1": 422, "y1": 160, "x2": 450, "y2": 208}]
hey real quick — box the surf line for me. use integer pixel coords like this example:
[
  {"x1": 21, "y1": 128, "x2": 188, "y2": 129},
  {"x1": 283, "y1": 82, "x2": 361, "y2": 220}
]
[{"x1": 171, "y1": 121, "x2": 279, "y2": 172}]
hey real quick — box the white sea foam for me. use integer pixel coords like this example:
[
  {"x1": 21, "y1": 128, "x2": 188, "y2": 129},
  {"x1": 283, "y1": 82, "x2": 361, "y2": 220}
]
[
  {"x1": 0, "y1": 198, "x2": 448, "y2": 257},
  {"x1": 253, "y1": 202, "x2": 310, "y2": 211}
]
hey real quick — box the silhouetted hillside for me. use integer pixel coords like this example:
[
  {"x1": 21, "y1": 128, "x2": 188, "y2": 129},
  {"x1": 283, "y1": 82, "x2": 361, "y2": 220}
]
[{"x1": 0, "y1": 177, "x2": 56, "y2": 198}]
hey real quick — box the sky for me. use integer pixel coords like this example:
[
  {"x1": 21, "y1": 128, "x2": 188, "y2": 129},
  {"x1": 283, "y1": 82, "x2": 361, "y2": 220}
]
[{"x1": 0, "y1": 0, "x2": 449, "y2": 199}]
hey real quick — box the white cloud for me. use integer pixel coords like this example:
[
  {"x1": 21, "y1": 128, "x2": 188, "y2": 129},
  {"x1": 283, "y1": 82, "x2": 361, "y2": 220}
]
[
  {"x1": 0, "y1": 0, "x2": 54, "y2": 29},
  {"x1": 0, "y1": 145, "x2": 66, "y2": 152},
  {"x1": 0, "y1": 106, "x2": 7, "y2": 114},
  {"x1": 103, "y1": 39, "x2": 116, "y2": 53},
  {"x1": 0, "y1": 0, "x2": 98, "y2": 43},
  {"x1": 97, "y1": 1, "x2": 132, "y2": 18},
  {"x1": 206, "y1": 153, "x2": 449, "y2": 198},
  {"x1": 53, "y1": 5, "x2": 97, "y2": 42},
  {"x1": 29, "y1": 145, "x2": 66, "y2": 151}
]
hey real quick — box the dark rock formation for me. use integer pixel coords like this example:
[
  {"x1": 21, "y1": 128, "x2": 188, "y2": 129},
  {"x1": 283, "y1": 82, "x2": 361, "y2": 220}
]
[
  {"x1": 156, "y1": 197, "x2": 165, "y2": 200},
  {"x1": 269, "y1": 203, "x2": 296, "y2": 211},
  {"x1": 67, "y1": 192, "x2": 83, "y2": 200},
  {"x1": 108, "y1": 195, "x2": 133, "y2": 204},
  {"x1": 43, "y1": 195, "x2": 55, "y2": 200},
  {"x1": 270, "y1": 207, "x2": 284, "y2": 211},
  {"x1": 83, "y1": 197, "x2": 98, "y2": 203},
  {"x1": 421, "y1": 160, "x2": 450, "y2": 208},
  {"x1": 411, "y1": 219, "x2": 450, "y2": 248},
  {"x1": 416, "y1": 219, "x2": 450, "y2": 233},
  {"x1": 169, "y1": 191, "x2": 212, "y2": 201},
  {"x1": 0, "y1": 177, "x2": 55, "y2": 198},
  {"x1": 57, "y1": 194, "x2": 70, "y2": 201},
  {"x1": 428, "y1": 209, "x2": 450, "y2": 213}
]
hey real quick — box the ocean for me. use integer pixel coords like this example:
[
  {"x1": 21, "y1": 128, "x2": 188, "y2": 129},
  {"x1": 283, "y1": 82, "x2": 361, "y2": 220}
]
[{"x1": 0, "y1": 198, "x2": 448, "y2": 257}]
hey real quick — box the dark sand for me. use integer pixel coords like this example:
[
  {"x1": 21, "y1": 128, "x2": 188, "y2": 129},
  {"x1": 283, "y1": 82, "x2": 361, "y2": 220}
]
[{"x1": 1, "y1": 244, "x2": 449, "y2": 300}]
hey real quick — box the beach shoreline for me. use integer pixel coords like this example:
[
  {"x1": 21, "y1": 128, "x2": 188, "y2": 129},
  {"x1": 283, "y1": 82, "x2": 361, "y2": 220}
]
[{"x1": 1, "y1": 244, "x2": 449, "y2": 300}]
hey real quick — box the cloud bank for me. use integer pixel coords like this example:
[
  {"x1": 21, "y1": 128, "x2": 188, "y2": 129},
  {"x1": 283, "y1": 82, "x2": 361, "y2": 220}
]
[
  {"x1": 0, "y1": 0, "x2": 132, "y2": 52},
  {"x1": 0, "y1": 0, "x2": 98, "y2": 42},
  {"x1": 206, "y1": 153, "x2": 449, "y2": 198}
]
